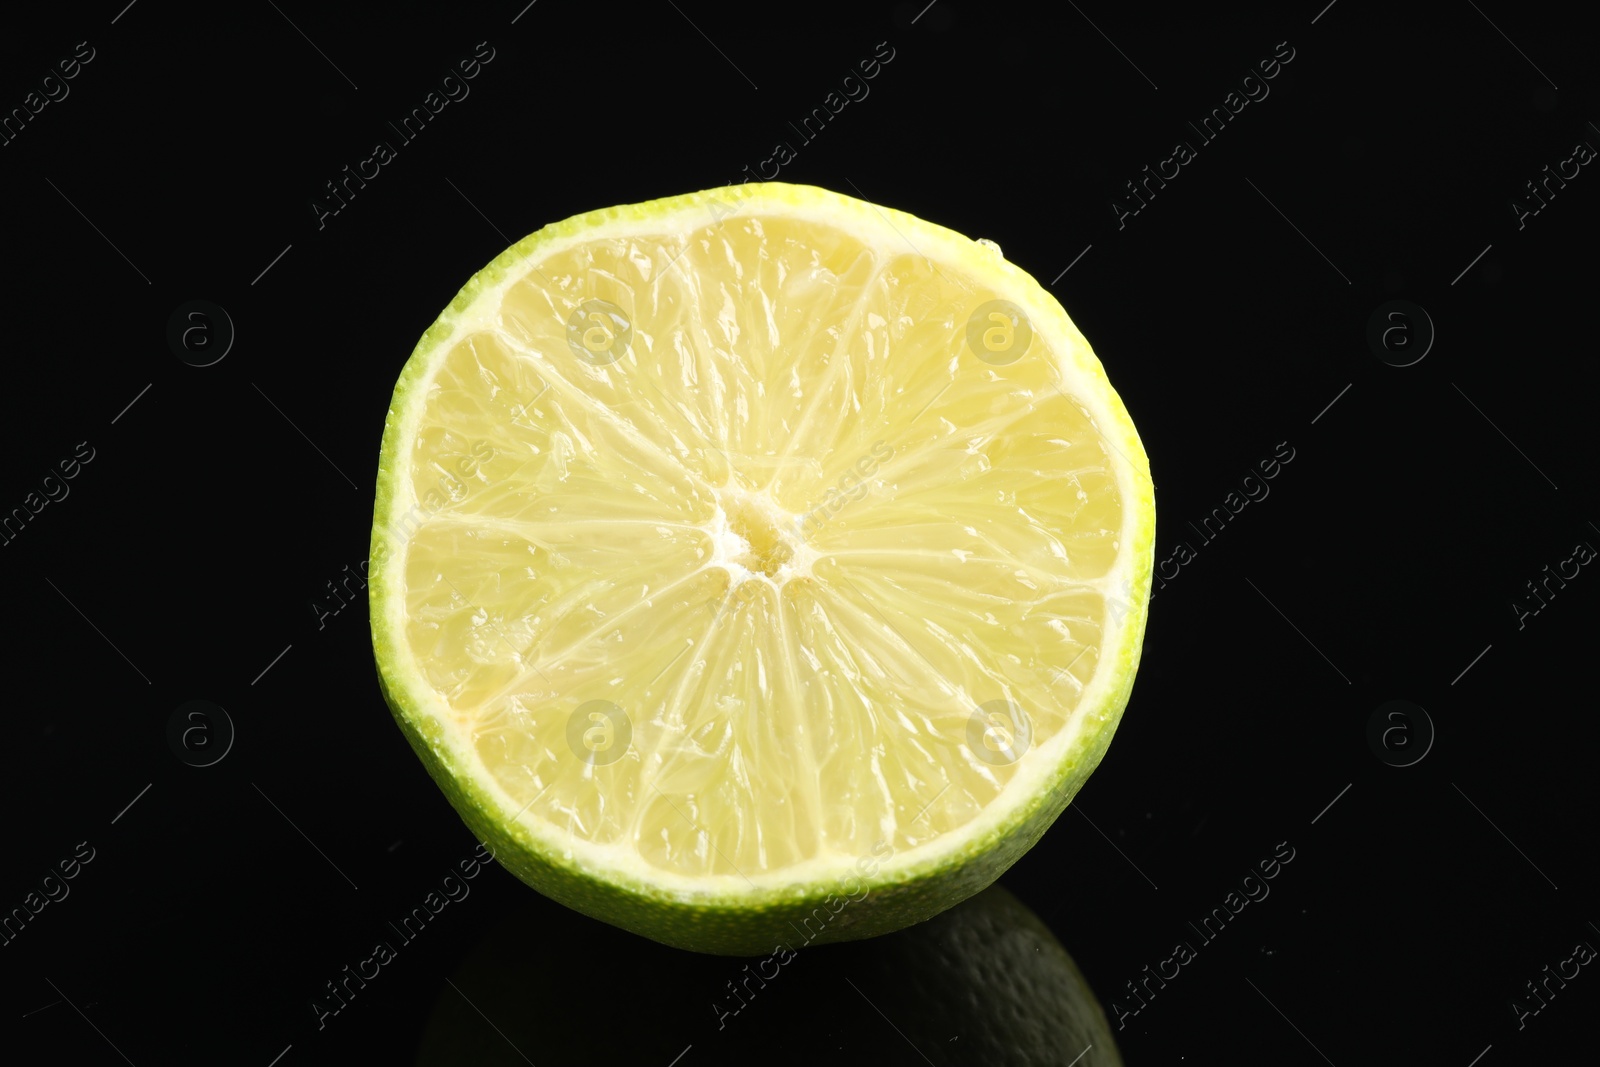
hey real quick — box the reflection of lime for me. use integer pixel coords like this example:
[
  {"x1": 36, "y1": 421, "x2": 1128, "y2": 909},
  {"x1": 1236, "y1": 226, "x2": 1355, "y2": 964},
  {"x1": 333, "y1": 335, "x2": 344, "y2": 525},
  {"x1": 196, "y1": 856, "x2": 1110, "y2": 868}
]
[
  {"x1": 372, "y1": 183, "x2": 1154, "y2": 954},
  {"x1": 415, "y1": 884, "x2": 1123, "y2": 1066}
]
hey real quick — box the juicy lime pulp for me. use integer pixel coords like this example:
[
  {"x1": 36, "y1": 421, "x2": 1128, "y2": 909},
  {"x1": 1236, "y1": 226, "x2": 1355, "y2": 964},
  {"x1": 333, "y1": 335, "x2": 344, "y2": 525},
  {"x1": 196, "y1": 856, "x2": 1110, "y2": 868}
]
[{"x1": 371, "y1": 182, "x2": 1154, "y2": 953}]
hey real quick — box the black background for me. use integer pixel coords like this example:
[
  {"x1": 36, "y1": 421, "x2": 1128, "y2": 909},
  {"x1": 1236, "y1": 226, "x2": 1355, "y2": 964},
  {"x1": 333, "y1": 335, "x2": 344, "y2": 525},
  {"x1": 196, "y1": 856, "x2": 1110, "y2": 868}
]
[{"x1": 3, "y1": 1, "x2": 1597, "y2": 1064}]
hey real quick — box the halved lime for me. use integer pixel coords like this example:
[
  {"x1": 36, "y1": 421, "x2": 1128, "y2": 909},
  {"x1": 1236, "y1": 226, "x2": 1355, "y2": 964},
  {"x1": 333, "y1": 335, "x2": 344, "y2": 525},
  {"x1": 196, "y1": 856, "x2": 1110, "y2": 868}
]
[{"x1": 371, "y1": 182, "x2": 1154, "y2": 954}]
